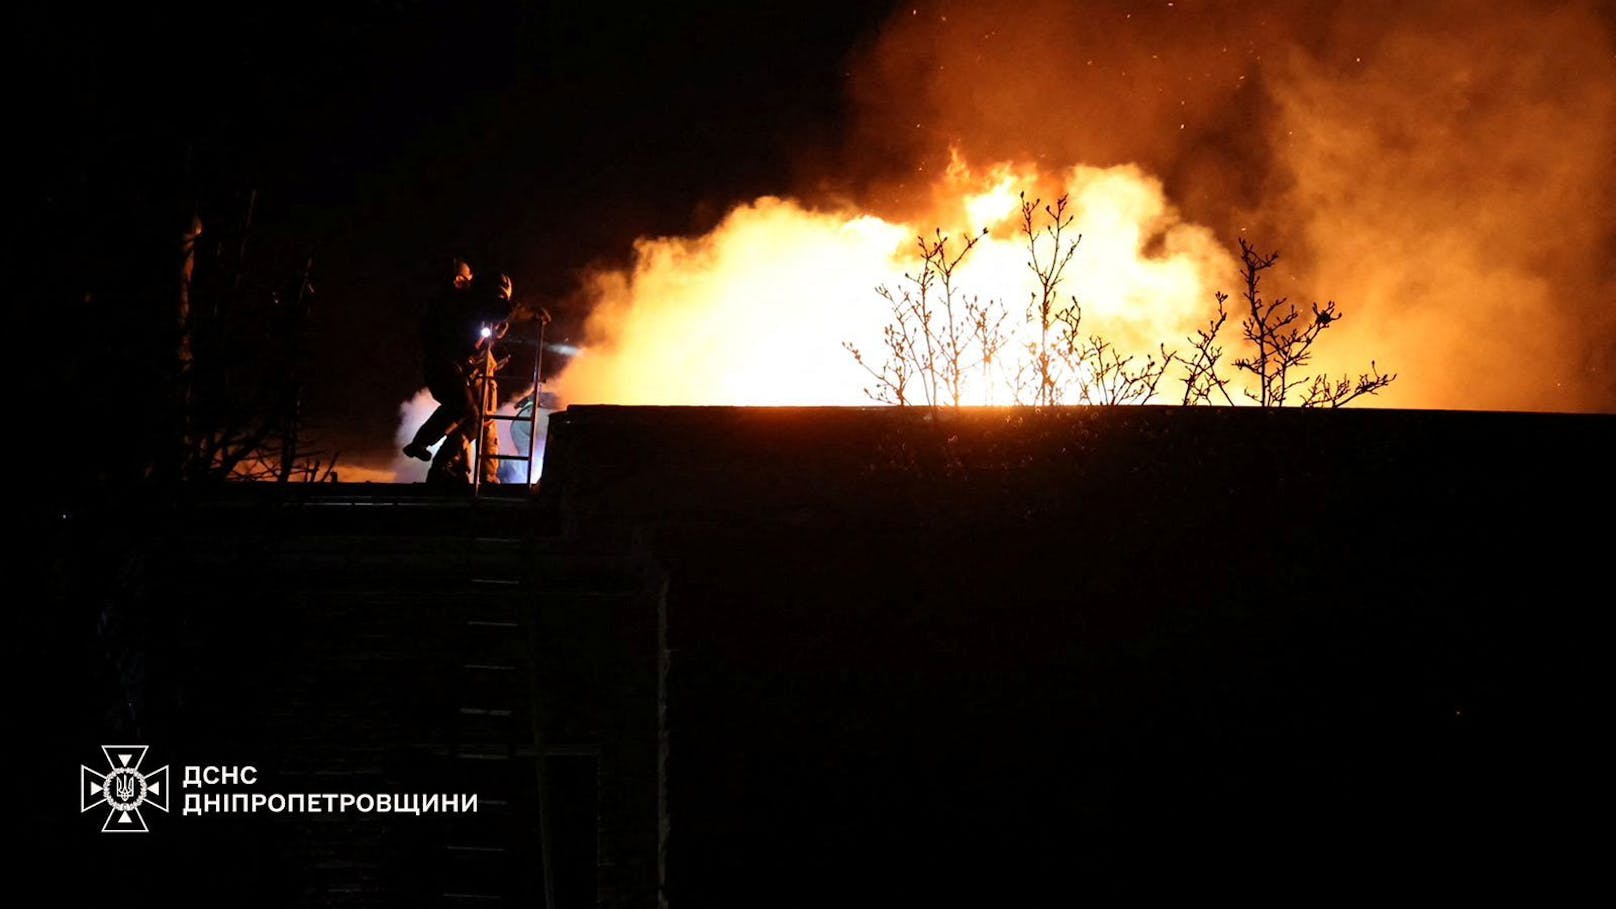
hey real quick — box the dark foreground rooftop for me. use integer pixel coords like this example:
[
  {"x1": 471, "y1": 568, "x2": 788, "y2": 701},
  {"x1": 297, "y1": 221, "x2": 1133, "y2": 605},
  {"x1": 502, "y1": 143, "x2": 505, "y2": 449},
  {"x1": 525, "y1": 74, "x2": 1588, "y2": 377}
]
[{"x1": 36, "y1": 406, "x2": 1616, "y2": 905}]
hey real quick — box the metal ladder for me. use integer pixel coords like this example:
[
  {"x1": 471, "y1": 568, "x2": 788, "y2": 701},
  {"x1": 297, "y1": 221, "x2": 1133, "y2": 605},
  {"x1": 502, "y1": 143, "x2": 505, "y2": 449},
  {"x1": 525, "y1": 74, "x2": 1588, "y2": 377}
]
[
  {"x1": 470, "y1": 319, "x2": 546, "y2": 497},
  {"x1": 462, "y1": 316, "x2": 568, "y2": 902}
]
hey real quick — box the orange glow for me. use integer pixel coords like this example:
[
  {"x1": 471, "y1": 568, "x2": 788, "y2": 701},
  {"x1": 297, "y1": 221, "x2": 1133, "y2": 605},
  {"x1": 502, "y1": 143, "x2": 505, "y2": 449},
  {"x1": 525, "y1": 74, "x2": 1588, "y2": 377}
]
[
  {"x1": 555, "y1": 158, "x2": 1237, "y2": 407},
  {"x1": 840, "y1": 0, "x2": 1616, "y2": 412},
  {"x1": 554, "y1": 0, "x2": 1616, "y2": 413}
]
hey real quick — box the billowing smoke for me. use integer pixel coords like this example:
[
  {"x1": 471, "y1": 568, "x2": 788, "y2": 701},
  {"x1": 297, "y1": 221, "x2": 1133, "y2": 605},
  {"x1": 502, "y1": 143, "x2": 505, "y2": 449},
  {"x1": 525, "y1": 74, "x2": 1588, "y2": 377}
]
[
  {"x1": 381, "y1": 386, "x2": 549, "y2": 483},
  {"x1": 522, "y1": 1, "x2": 1616, "y2": 414},
  {"x1": 391, "y1": 388, "x2": 443, "y2": 482},
  {"x1": 372, "y1": 0, "x2": 1613, "y2": 487},
  {"x1": 1264, "y1": 2, "x2": 1616, "y2": 411},
  {"x1": 836, "y1": 0, "x2": 1616, "y2": 411}
]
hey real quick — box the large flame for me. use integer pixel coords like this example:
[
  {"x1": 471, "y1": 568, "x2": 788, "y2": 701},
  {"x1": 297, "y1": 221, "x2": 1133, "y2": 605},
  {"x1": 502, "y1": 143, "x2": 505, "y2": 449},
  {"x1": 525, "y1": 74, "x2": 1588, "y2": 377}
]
[
  {"x1": 553, "y1": 0, "x2": 1616, "y2": 413},
  {"x1": 556, "y1": 158, "x2": 1236, "y2": 407}
]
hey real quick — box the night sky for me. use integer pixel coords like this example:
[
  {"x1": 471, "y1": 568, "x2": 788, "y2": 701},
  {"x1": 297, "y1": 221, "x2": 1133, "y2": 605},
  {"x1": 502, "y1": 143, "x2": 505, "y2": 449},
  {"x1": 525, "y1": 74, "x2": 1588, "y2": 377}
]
[{"x1": 30, "y1": 1, "x2": 892, "y2": 473}]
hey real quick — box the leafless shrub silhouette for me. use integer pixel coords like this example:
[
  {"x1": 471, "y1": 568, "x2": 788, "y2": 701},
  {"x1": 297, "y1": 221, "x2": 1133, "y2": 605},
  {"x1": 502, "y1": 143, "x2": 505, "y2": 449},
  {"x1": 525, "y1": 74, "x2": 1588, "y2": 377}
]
[
  {"x1": 854, "y1": 192, "x2": 1182, "y2": 410},
  {"x1": 845, "y1": 227, "x2": 1008, "y2": 409},
  {"x1": 1052, "y1": 302, "x2": 1176, "y2": 406},
  {"x1": 1018, "y1": 193, "x2": 1081, "y2": 407},
  {"x1": 851, "y1": 196, "x2": 1395, "y2": 411},
  {"x1": 1300, "y1": 362, "x2": 1399, "y2": 408},
  {"x1": 1227, "y1": 238, "x2": 1396, "y2": 408},
  {"x1": 1178, "y1": 293, "x2": 1237, "y2": 406},
  {"x1": 164, "y1": 200, "x2": 340, "y2": 482}
]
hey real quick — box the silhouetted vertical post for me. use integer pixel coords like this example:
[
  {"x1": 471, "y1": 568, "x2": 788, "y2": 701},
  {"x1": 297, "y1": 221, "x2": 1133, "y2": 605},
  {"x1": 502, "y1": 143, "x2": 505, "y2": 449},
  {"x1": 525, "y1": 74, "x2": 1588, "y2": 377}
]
[
  {"x1": 173, "y1": 209, "x2": 202, "y2": 478},
  {"x1": 528, "y1": 319, "x2": 543, "y2": 483},
  {"x1": 278, "y1": 253, "x2": 315, "y2": 482}
]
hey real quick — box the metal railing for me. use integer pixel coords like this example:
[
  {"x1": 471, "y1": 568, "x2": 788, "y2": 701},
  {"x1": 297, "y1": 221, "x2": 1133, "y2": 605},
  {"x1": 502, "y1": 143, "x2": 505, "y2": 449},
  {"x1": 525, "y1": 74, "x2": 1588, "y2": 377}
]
[{"x1": 470, "y1": 319, "x2": 545, "y2": 497}]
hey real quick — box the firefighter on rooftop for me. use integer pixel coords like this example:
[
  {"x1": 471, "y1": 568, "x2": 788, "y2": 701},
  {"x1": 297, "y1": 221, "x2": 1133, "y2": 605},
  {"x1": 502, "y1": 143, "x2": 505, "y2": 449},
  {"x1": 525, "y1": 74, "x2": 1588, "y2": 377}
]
[{"x1": 403, "y1": 258, "x2": 514, "y2": 487}]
